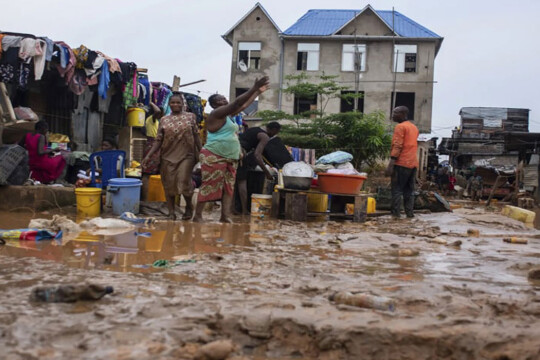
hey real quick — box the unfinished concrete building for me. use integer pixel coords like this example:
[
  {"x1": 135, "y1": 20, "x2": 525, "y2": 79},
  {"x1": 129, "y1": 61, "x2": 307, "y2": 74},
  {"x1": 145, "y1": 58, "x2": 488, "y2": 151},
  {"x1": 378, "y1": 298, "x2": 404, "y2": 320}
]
[{"x1": 222, "y1": 3, "x2": 443, "y2": 132}]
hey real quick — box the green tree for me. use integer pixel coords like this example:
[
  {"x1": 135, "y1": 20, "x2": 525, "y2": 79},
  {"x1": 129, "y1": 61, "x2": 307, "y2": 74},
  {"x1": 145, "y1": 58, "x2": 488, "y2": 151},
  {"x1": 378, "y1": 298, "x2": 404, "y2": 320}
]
[{"x1": 260, "y1": 73, "x2": 391, "y2": 169}]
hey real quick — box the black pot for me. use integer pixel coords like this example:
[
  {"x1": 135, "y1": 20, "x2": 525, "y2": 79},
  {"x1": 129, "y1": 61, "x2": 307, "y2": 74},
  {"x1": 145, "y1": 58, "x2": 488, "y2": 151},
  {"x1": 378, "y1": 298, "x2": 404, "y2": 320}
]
[{"x1": 283, "y1": 176, "x2": 312, "y2": 190}]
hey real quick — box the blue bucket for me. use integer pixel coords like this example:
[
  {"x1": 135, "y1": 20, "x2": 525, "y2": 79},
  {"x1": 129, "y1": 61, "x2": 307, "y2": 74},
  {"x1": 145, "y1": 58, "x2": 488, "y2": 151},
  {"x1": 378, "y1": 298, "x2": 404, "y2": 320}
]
[{"x1": 108, "y1": 178, "x2": 142, "y2": 215}]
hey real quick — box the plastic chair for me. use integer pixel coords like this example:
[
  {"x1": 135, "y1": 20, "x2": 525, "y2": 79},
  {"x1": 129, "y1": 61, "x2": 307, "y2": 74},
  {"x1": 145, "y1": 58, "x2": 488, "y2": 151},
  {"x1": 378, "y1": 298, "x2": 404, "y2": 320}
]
[{"x1": 89, "y1": 150, "x2": 126, "y2": 188}]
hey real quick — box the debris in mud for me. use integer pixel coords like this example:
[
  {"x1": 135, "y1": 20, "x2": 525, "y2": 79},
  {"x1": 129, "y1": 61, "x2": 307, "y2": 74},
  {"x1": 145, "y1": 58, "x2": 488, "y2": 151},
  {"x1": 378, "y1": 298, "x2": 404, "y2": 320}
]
[
  {"x1": 430, "y1": 237, "x2": 448, "y2": 245},
  {"x1": 194, "y1": 339, "x2": 235, "y2": 360},
  {"x1": 29, "y1": 215, "x2": 80, "y2": 234},
  {"x1": 30, "y1": 284, "x2": 113, "y2": 303},
  {"x1": 396, "y1": 248, "x2": 419, "y2": 257},
  {"x1": 80, "y1": 217, "x2": 133, "y2": 229},
  {"x1": 528, "y1": 268, "x2": 540, "y2": 280},
  {"x1": 467, "y1": 228, "x2": 480, "y2": 237},
  {"x1": 329, "y1": 291, "x2": 395, "y2": 311},
  {"x1": 448, "y1": 240, "x2": 463, "y2": 247},
  {"x1": 503, "y1": 237, "x2": 528, "y2": 244}
]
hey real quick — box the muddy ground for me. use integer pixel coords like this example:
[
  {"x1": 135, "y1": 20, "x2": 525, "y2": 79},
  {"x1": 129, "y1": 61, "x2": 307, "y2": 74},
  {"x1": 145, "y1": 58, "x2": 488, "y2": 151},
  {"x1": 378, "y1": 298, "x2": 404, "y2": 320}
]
[{"x1": 0, "y1": 205, "x2": 539, "y2": 359}]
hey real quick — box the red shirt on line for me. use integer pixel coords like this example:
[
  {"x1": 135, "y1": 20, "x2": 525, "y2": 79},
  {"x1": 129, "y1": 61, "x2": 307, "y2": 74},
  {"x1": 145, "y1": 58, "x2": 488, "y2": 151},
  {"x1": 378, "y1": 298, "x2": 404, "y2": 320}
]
[{"x1": 390, "y1": 120, "x2": 419, "y2": 169}]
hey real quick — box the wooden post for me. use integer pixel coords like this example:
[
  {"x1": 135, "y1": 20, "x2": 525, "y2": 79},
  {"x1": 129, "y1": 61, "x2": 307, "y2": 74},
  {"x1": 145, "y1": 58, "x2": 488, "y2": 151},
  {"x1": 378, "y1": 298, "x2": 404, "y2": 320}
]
[
  {"x1": 284, "y1": 192, "x2": 307, "y2": 221},
  {"x1": 271, "y1": 192, "x2": 280, "y2": 219},
  {"x1": 486, "y1": 175, "x2": 506, "y2": 206},
  {"x1": 172, "y1": 76, "x2": 181, "y2": 92}
]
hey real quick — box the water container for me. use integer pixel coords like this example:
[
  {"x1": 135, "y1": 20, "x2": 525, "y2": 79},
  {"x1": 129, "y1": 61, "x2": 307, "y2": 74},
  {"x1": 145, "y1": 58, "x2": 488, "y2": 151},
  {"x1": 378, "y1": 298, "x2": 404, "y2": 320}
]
[
  {"x1": 108, "y1": 178, "x2": 142, "y2": 215},
  {"x1": 147, "y1": 175, "x2": 166, "y2": 202},
  {"x1": 126, "y1": 107, "x2": 145, "y2": 127},
  {"x1": 75, "y1": 188, "x2": 102, "y2": 217},
  {"x1": 251, "y1": 194, "x2": 272, "y2": 217}
]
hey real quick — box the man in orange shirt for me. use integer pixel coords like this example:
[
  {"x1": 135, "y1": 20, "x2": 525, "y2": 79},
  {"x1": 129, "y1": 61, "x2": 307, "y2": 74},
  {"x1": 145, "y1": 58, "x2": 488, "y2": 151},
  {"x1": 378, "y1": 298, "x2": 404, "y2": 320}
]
[{"x1": 385, "y1": 106, "x2": 419, "y2": 218}]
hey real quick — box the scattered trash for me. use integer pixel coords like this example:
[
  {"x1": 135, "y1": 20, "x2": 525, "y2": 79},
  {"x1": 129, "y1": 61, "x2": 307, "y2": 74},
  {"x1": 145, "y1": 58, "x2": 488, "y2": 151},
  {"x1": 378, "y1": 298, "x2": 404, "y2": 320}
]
[
  {"x1": 194, "y1": 339, "x2": 235, "y2": 360},
  {"x1": 134, "y1": 232, "x2": 152, "y2": 238},
  {"x1": 120, "y1": 212, "x2": 156, "y2": 226},
  {"x1": 448, "y1": 240, "x2": 463, "y2": 247},
  {"x1": 528, "y1": 268, "x2": 540, "y2": 280},
  {"x1": 396, "y1": 249, "x2": 419, "y2": 257},
  {"x1": 467, "y1": 229, "x2": 480, "y2": 237},
  {"x1": 216, "y1": 238, "x2": 225, "y2": 243},
  {"x1": 152, "y1": 259, "x2": 196, "y2": 268},
  {"x1": 430, "y1": 237, "x2": 448, "y2": 245},
  {"x1": 503, "y1": 237, "x2": 528, "y2": 244},
  {"x1": 80, "y1": 217, "x2": 133, "y2": 229},
  {"x1": 501, "y1": 205, "x2": 536, "y2": 225},
  {"x1": 29, "y1": 215, "x2": 80, "y2": 234},
  {"x1": 30, "y1": 284, "x2": 113, "y2": 303},
  {"x1": 131, "y1": 264, "x2": 151, "y2": 269},
  {"x1": 329, "y1": 291, "x2": 395, "y2": 312},
  {"x1": 0, "y1": 229, "x2": 61, "y2": 241}
]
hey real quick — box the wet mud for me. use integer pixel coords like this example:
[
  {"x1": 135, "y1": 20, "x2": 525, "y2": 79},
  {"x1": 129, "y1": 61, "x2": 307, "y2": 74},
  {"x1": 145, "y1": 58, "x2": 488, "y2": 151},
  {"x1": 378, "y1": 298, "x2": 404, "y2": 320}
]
[{"x1": 0, "y1": 206, "x2": 539, "y2": 359}]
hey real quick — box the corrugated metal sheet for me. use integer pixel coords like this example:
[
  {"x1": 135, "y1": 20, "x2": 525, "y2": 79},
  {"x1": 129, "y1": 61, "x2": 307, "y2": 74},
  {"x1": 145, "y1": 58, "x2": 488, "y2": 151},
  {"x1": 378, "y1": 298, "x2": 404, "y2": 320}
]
[{"x1": 283, "y1": 9, "x2": 440, "y2": 38}]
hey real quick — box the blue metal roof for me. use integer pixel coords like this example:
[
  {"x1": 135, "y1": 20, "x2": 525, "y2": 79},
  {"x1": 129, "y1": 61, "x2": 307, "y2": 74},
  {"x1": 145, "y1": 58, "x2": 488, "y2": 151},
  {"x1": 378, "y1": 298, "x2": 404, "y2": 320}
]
[{"x1": 283, "y1": 9, "x2": 440, "y2": 38}]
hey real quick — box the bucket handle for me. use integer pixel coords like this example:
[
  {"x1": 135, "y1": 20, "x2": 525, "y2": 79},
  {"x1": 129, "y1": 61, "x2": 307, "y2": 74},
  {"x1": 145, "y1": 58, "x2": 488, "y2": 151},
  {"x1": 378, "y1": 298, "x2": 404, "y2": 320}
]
[{"x1": 108, "y1": 186, "x2": 119, "y2": 193}]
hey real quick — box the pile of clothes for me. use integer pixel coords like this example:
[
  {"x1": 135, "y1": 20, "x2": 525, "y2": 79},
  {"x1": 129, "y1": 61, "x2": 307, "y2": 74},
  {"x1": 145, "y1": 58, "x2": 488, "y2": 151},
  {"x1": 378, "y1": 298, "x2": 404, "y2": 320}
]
[{"x1": 313, "y1": 151, "x2": 366, "y2": 176}]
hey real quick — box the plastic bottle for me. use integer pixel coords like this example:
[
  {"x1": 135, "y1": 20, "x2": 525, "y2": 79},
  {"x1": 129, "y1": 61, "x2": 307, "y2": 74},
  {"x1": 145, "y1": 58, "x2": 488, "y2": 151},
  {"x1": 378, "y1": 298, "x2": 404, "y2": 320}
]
[
  {"x1": 503, "y1": 237, "x2": 528, "y2": 244},
  {"x1": 30, "y1": 284, "x2": 114, "y2": 303},
  {"x1": 329, "y1": 291, "x2": 395, "y2": 311}
]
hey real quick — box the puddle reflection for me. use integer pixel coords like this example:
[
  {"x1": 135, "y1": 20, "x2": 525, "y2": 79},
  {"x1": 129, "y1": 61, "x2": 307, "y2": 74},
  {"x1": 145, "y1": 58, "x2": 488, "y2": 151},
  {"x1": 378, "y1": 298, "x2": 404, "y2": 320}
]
[{"x1": 0, "y1": 222, "x2": 254, "y2": 275}]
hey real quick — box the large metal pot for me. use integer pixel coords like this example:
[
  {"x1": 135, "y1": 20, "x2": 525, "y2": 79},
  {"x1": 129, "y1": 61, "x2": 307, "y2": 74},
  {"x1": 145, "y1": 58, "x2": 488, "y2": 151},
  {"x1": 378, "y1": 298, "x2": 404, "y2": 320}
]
[{"x1": 283, "y1": 176, "x2": 312, "y2": 190}]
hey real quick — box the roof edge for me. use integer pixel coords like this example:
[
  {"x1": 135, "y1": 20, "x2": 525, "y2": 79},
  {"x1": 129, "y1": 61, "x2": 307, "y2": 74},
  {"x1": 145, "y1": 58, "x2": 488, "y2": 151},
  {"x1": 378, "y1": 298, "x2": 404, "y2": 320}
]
[{"x1": 222, "y1": 2, "x2": 281, "y2": 45}]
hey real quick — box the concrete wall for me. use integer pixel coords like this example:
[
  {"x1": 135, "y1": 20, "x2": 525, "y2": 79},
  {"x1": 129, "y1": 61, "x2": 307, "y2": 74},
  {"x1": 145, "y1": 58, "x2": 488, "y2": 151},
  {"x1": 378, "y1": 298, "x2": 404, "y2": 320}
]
[
  {"x1": 339, "y1": 8, "x2": 393, "y2": 36},
  {"x1": 227, "y1": 7, "x2": 281, "y2": 112},
  {"x1": 280, "y1": 38, "x2": 437, "y2": 132}
]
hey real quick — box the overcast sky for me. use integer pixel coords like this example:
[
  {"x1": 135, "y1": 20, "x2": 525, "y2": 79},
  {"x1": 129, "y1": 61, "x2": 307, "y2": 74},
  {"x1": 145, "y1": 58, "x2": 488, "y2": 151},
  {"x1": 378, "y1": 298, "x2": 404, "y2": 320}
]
[{"x1": 2, "y1": 0, "x2": 539, "y2": 138}]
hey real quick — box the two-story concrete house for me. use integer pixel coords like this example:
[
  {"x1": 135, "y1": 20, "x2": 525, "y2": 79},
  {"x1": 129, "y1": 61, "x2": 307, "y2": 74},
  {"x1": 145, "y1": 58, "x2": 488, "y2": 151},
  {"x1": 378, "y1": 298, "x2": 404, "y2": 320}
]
[{"x1": 222, "y1": 3, "x2": 443, "y2": 132}]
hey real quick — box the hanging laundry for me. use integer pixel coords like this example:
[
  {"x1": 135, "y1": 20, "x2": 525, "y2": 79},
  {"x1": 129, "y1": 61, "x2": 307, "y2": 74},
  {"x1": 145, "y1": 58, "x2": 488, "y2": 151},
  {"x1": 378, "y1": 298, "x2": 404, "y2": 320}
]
[
  {"x1": 54, "y1": 41, "x2": 76, "y2": 84},
  {"x1": 16, "y1": 63, "x2": 31, "y2": 90},
  {"x1": 69, "y1": 69, "x2": 88, "y2": 95},
  {"x1": 183, "y1": 92, "x2": 204, "y2": 123},
  {"x1": 72, "y1": 45, "x2": 89, "y2": 69},
  {"x1": 96, "y1": 51, "x2": 121, "y2": 73},
  {"x1": 0, "y1": 47, "x2": 19, "y2": 83},
  {"x1": 151, "y1": 82, "x2": 171, "y2": 107},
  {"x1": 84, "y1": 55, "x2": 105, "y2": 78},
  {"x1": 1, "y1": 35, "x2": 23, "y2": 51},
  {"x1": 98, "y1": 60, "x2": 109, "y2": 99},
  {"x1": 18, "y1": 38, "x2": 47, "y2": 80},
  {"x1": 123, "y1": 76, "x2": 138, "y2": 109},
  {"x1": 137, "y1": 73, "x2": 150, "y2": 105},
  {"x1": 43, "y1": 37, "x2": 54, "y2": 61}
]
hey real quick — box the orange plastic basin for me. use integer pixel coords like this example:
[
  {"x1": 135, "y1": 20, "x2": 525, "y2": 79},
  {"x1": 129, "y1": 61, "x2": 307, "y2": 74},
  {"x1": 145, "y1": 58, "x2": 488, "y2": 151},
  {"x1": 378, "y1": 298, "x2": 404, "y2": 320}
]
[{"x1": 317, "y1": 173, "x2": 367, "y2": 195}]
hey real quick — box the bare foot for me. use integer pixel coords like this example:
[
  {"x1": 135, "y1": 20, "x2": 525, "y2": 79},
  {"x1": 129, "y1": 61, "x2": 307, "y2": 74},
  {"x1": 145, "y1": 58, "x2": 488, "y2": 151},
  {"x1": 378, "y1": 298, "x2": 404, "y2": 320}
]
[
  {"x1": 168, "y1": 213, "x2": 177, "y2": 221},
  {"x1": 192, "y1": 215, "x2": 204, "y2": 223},
  {"x1": 219, "y1": 216, "x2": 233, "y2": 224},
  {"x1": 182, "y1": 208, "x2": 193, "y2": 220}
]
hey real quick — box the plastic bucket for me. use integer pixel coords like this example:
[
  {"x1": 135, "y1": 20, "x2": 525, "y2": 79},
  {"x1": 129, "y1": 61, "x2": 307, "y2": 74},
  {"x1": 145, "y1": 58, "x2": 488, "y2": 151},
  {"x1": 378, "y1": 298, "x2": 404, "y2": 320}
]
[
  {"x1": 251, "y1": 194, "x2": 272, "y2": 217},
  {"x1": 108, "y1": 178, "x2": 142, "y2": 215},
  {"x1": 307, "y1": 193, "x2": 328, "y2": 212},
  {"x1": 346, "y1": 197, "x2": 376, "y2": 215},
  {"x1": 148, "y1": 175, "x2": 166, "y2": 202},
  {"x1": 75, "y1": 188, "x2": 102, "y2": 218},
  {"x1": 127, "y1": 107, "x2": 145, "y2": 127}
]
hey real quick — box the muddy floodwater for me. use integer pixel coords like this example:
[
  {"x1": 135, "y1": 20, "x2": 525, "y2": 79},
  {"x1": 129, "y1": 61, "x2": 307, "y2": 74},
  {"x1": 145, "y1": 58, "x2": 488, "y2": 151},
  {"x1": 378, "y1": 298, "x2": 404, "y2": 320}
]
[{"x1": 0, "y1": 206, "x2": 539, "y2": 359}]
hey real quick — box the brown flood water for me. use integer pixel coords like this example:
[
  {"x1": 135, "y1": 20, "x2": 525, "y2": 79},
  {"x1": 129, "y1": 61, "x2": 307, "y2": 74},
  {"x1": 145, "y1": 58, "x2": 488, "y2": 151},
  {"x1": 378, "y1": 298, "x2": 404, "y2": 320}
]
[{"x1": 0, "y1": 206, "x2": 539, "y2": 359}]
